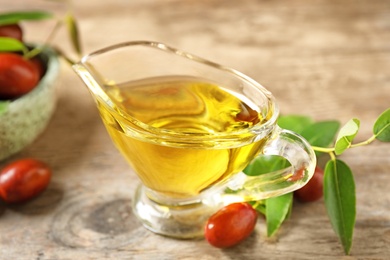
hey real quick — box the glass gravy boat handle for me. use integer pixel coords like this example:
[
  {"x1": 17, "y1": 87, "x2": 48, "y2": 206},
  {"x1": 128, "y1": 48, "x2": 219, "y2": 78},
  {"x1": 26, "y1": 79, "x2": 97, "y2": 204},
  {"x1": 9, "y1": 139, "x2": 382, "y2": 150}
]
[{"x1": 220, "y1": 126, "x2": 317, "y2": 203}]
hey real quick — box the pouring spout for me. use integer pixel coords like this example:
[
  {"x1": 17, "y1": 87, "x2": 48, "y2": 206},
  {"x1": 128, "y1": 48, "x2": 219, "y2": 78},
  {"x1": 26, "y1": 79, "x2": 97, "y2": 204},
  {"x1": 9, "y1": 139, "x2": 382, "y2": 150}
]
[{"x1": 72, "y1": 62, "x2": 110, "y2": 104}]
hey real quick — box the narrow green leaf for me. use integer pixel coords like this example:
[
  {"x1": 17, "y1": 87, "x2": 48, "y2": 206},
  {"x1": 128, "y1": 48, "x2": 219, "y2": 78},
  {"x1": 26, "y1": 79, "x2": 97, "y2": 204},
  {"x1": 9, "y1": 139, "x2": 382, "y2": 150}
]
[
  {"x1": 277, "y1": 115, "x2": 314, "y2": 134},
  {"x1": 265, "y1": 193, "x2": 293, "y2": 237},
  {"x1": 373, "y1": 108, "x2": 390, "y2": 142},
  {"x1": 0, "y1": 11, "x2": 52, "y2": 26},
  {"x1": 65, "y1": 12, "x2": 82, "y2": 56},
  {"x1": 0, "y1": 101, "x2": 10, "y2": 115},
  {"x1": 334, "y1": 118, "x2": 360, "y2": 155},
  {"x1": 0, "y1": 37, "x2": 26, "y2": 52},
  {"x1": 243, "y1": 155, "x2": 291, "y2": 176},
  {"x1": 324, "y1": 159, "x2": 356, "y2": 255},
  {"x1": 301, "y1": 121, "x2": 340, "y2": 154}
]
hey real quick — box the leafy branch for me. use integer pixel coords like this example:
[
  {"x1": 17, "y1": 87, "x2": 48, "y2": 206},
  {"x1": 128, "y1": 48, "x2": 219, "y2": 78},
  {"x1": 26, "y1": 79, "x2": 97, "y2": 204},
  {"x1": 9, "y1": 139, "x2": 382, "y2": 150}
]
[
  {"x1": 0, "y1": 10, "x2": 81, "y2": 64},
  {"x1": 245, "y1": 107, "x2": 390, "y2": 255},
  {"x1": 0, "y1": 8, "x2": 81, "y2": 116}
]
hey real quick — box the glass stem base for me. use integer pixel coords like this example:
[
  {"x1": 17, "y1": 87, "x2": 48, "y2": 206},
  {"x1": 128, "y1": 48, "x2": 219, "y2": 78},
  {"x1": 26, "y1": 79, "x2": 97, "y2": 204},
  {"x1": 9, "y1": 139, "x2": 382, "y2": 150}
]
[{"x1": 132, "y1": 184, "x2": 224, "y2": 239}]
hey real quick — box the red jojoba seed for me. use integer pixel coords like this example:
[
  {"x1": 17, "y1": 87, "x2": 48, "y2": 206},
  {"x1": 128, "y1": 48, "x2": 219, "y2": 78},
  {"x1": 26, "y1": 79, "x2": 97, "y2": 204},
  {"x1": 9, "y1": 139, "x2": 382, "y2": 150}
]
[
  {"x1": 205, "y1": 202, "x2": 257, "y2": 248},
  {"x1": 0, "y1": 158, "x2": 52, "y2": 204},
  {"x1": 0, "y1": 24, "x2": 23, "y2": 41},
  {"x1": 0, "y1": 53, "x2": 40, "y2": 99},
  {"x1": 294, "y1": 166, "x2": 324, "y2": 202}
]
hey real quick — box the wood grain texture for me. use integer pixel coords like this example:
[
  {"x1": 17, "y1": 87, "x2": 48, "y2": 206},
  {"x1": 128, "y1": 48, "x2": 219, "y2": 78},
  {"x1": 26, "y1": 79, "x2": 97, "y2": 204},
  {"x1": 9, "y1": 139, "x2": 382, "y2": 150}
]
[{"x1": 0, "y1": 0, "x2": 389, "y2": 259}]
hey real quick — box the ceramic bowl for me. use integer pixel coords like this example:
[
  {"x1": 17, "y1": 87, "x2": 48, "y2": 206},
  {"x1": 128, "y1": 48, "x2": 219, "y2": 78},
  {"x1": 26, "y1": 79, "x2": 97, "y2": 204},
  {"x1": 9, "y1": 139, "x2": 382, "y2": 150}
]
[{"x1": 0, "y1": 46, "x2": 60, "y2": 161}]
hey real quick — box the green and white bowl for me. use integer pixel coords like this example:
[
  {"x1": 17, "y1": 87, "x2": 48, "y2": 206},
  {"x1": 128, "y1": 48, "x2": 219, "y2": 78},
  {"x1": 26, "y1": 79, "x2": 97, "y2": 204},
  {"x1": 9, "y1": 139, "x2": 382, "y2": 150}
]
[{"x1": 0, "y1": 46, "x2": 60, "y2": 161}]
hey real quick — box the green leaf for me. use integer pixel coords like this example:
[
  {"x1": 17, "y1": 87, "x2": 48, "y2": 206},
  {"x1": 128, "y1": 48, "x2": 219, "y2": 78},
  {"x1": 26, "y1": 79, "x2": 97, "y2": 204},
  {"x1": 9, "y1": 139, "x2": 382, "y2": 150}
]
[
  {"x1": 65, "y1": 12, "x2": 82, "y2": 56},
  {"x1": 0, "y1": 37, "x2": 27, "y2": 52},
  {"x1": 301, "y1": 121, "x2": 340, "y2": 154},
  {"x1": 334, "y1": 119, "x2": 360, "y2": 155},
  {"x1": 0, "y1": 101, "x2": 10, "y2": 115},
  {"x1": 265, "y1": 192, "x2": 293, "y2": 237},
  {"x1": 324, "y1": 159, "x2": 356, "y2": 255},
  {"x1": 244, "y1": 155, "x2": 293, "y2": 236},
  {"x1": 373, "y1": 108, "x2": 390, "y2": 142},
  {"x1": 0, "y1": 11, "x2": 52, "y2": 26},
  {"x1": 243, "y1": 155, "x2": 291, "y2": 176},
  {"x1": 277, "y1": 115, "x2": 314, "y2": 134}
]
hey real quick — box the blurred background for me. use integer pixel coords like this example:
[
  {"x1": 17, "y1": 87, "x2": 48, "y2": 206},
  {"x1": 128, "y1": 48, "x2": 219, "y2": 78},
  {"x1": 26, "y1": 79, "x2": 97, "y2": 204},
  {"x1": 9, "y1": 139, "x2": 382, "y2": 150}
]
[
  {"x1": 2, "y1": 0, "x2": 389, "y2": 129},
  {"x1": 0, "y1": 1, "x2": 389, "y2": 258}
]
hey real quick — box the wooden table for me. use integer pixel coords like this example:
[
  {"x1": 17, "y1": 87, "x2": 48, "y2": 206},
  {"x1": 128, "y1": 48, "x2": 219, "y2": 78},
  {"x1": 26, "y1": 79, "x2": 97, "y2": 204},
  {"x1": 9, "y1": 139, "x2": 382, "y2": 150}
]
[{"x1": 1, "y1": 0, "x2": 389, "y2": 259}]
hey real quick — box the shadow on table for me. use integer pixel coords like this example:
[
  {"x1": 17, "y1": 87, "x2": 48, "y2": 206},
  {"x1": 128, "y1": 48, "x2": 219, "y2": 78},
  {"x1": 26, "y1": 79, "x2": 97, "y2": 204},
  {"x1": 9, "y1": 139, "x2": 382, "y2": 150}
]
[{"x1": 3, "y1": 181, "x2": 64, "y2": 216}]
